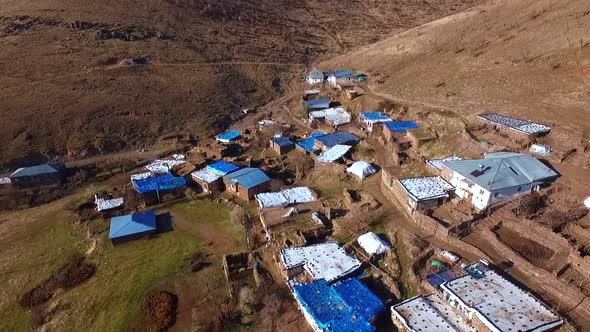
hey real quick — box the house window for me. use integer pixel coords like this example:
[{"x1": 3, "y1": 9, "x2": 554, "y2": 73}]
[
  {"x1": 479, "y1": 189, "x2": 484, "y2": 195},
  {"x1": 517, "y1": 187, "x2": 522, "y2": 192},
  {"x1": 494, "y1": 192, "x2": 499, "y2": 198}
]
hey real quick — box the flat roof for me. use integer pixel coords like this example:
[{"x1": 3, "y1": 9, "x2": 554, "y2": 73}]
[
  {"x1": 315, "y1": 131, "x2": 359, "y2": 148},
  {"x1": 398, "y1": 176, "x2": 454, "y2": 201},
  {"x1": 360, "y1": 112, "x2": 392, "y2": 123},
  {"x1": 427, "y1": 155, "x2": 462, "y2": 171},
  {"x1": 316, "y1": 144, "x2": 352, "y2": 163},
  {"x1": 280, "y1": 242, "x2": 361, "y2": 282},
  {"x1": 191, "y1": 167, "x2": 223, "y2": 183},
  {"x1": 215, "y1": 130, "x2": 241, "y2": 143},
  {"x1": 145, "y1": 159, "x2": 185, "y2": 174},
  {"x1": 441, "y1": 261, "x2": 562, "y2": 332},
  {"x1": 478, "y1": 113, "x2": 551, "y2": 134},
  {"x1": 392, "y1": 294, "x2": 477, "y2": 332},
  {"x1": 255, "y1": 186, "x2": 316, "y2": 209}
]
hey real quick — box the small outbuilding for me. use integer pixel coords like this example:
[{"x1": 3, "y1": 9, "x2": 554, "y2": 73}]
[
  {"x1": 529, "y1": 143, "x2": 552, "y2": 156},
  {"x1": 383, "y1": 121, "x2": 419, "y2": 141},
  {"x1": 327, "y1": 69, "x2": 358, "y2": 86},
  {"x1": 270, "y1": 136, "x2": 295, "y2": 155},
  {"x1": 9, "y1": 163, "x2": 65, "y2": 187},
  {"x1": 296, "y1": 132, "x2": 325, "y2": 154},
  {"x1": 359, "y1": 112, "x2": 392, "y2": 132},
  {"x1": 304, "y1": 97, "x2": 330, "y2": 112},
  {"x1": 309, "y1": 107, "x2": 351, "y2": 128},
  {"x1": 316, "y1": 145, "x2": 352, "y2": 164},
  {"x1": 216, "y1": 130, "x2": 241, "y2": 143},
  {"x1": 347, "y1": 161, "x2": 377, "y2": 180},
  {"x1": 398, "y1": 176, "x2": 454, "y2": 212},
  {"x1": 223, "y1": 168, "x2": 271, "y2": 201},
  {"x1": 305, "y1": 69, "x2": 325, "y2": 85},
  {"x1": 314, "y1": 131, "x2": 360, "y2": 151},
  {"x1": 109, "y1": 210, "x2": 157, "y2": 244},
  {"x1": 132, "y1": 174, "x2": 187, "y2": 204},
  {"x1": 357, "y1": 232, "x2": 390, "y2": 257}
]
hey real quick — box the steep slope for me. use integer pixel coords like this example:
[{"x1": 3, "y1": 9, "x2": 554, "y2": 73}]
[
  {"x1": 323, "y1": 0, "x2": 590, "y2": 133},
  {"x1": 0, "y1": 0, "x2": 481, "y2": 167}
]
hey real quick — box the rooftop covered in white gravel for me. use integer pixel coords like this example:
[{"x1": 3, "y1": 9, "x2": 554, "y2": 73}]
[
  {"x1": 280, "y1": 242, "x2": 361, "y2": 283},
  {"x1": 191, "y1": 167, "x2": 222, "y2": 183},
  {"x1": 357, "y1": 232, "x2": 390, "y2": 256},
  {"x1": 255, "y1": 186, "x2": 317, "y2": 209},
  {"x1": 95, "y1": 196, "x2": 124, "y2": 212},
  {"x1": 316, "y1": 145, "x2": 351, "y2": 163},
  {"x1": 398, "y1": 176, "x2": 454, "y2": 202},
  {"x1": 145, "y1": 158, "x2": 185, "y2": 174}
]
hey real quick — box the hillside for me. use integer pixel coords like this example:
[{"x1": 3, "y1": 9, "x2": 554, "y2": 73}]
[
  {"x1": 0, "y1": 0, "x2": 481, "y2": 168},
  {"x1": 323, "y1": 0, "x2": 590, "y2": 134}
]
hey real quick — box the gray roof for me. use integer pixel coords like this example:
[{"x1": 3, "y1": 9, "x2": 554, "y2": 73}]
[
  {"x1": 10, "y1": 164, "x2": 64, "y2": 178},
  {"x1": 443, "y1": 153, "x2": 558, "y2": 191}
]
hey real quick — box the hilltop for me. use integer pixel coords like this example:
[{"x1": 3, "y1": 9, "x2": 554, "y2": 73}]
[
  {"x1": 0, "y1": 0, "x2": 481, "y2": 168},
  {"x1": 323, "y1": 0, "x2": 590, "y2": 134}
]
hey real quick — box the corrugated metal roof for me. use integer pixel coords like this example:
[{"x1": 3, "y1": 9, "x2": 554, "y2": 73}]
[
  {"x1": 443, "y1": 153, "x2": 558, "y2": 191},
  {"x1": 384, "y1": 121, "x2": 419, "y2": 133},
  {"x1": 109, "y1": 210, "x2": 156, "y2": 239},
  {"x1": 272, "y1": 137, "x2": 294, "y2": 147},
  {"x1": 328, "y1": 69, "x2": 357, "y2": 78},
  {"x1": 296, "y1": 132, "x2": 325, "y2": 152},
  {"x1": 10, "y1": 164, "x2": 64, "y2": 178},
  {"x1": 207, "y1": 160, "x2": 240, "y2": 175},
  {"x1": 215, "y1": 130, "x2": 241, "y2": 143},
  {"x1": 316, "y1": 145, "x2": 352, "y2": 163},
  {"x1": 305, "y1": 97, "x2": 330, "y2": 109},
  {"x1": 360, "y1": 112, "x2": 391, "y2": 122},
  {"x1": 223, "y1": 167, "x2": 270, "y2": 189},
  {"x1": 315, "y1": 131, "x2": 359, "y2": 148}
]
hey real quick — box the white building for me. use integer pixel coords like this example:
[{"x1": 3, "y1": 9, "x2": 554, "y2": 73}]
[
  {"x1": 441, "y1": 152, "x2": 558, "y2": 210},
  {"x1": 306, "y1": 69, "x2": 324, "y2": 85},
  {"x1": 391, "y1": 260, "x2": 563, "y2": 332}
]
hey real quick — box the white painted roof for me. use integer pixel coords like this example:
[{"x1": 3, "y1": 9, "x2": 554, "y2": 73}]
[
  {"x1": 255, "y1": 186, "x2": 316, "y2": 208},
  {"x1": 357, "y1": 232, "x2": 390, "y2": 256},
  {"x1": 392, "y1": 294, "x2": 477, "y2": 332},
  {"x1": 398, "y1": 176, "x2": 454, "y2": 201},
  {"x1": 427, "y1": 155, "x2": 462, "y2": 171},
  {"x1": 584, "y1": 197, "x2": 590, "y2": 209},
  {"x1": 347, "y1": 161, "x2": 377, "y2": 180},
  {"x1": 441, "y1": 262, "x2": 562, "y2": 332},
  {"x1": 309, "y1": 107, "x2": 351, "y2": 126},
  {"x1": 145, "y1": 159, "x2": 185, "y2": 174},
  {"x1": 529, "y1": 144, "x2": 551, "y2": 156},
  {"x1": 191, "y1": 167, "x2": 222, "y2": 183},
  {"x1": 478, "y1": 113, "x2": 551, "y2": 135},
  {"x1": 95, "y1": 197, "x2": 124, "y2": 211},
  {"x1": 316, "y1": 145, "x2": 352, "y2": 163},
  {"x1": 440, "y1": 251, "x2": 460, "y2": 263},
  {"x1": 130, "y1": 172, "x2": 152, "y2": 180},
  {"x1": 280, "y1": 242, "x2": 361, "y2": 282}
]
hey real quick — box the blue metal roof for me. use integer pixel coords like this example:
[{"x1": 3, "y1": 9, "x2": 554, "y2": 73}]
[
  {"x1": 215, "y1": 130, "x2": 241, "y2": 142},
  {"x1": 207, "y1": 161, "x2": 240, "y2": 175},
  {"x1": 292, "y1": 278, "x2": 384, "y2": 332},
  {"x1": 384, "y1": 121, "x2": 419, "y2": 133},
  {"x1": 360, "y1": 112, "x2": 391, "y2": 122},
  {"x1": 426, "y1": 270, "x2": 457, "y2": 288},
  {"x1": 272, "y1": 137, "x2": 294, "y2": 147},
  {"x1": 109, "y1": 210, "x2": 156, "y2": 239},
  {"x1": 305, "y1": 98, "x2": 330, "y2": 109},
  {"x1": 223, "y1": 168, "x2": 270, "y2": 189},
  {"x1": 132, "y1": 174, "x2": 187, "y2": 194},
  {"x1": 315, "y1": 131, "x2": 360, "y2": 148},
  {"x1": 328, "y1": 69, "x2": 357, "y2": 78},
  {"x1": 297, "y1": 132, "x2": 325, "y2": 152},
  {"x1": 10, "y1": 163, "x2": 64, "y2": 178}
]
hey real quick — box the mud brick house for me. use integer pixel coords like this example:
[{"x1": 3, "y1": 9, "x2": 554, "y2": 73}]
[
  {"x1": 9, "y1": 163, "x2": 65, "y2": 187},
  {"x1": 132, "y1": 173, "x2": 187, "y2": 205},
  {"x1": 478, "y1": 113, "x2": 551, "y2": 138},
  {"x1": 391, "y1": 260, "x2": 563, "y2": 332},
  {"x1": 223, "y1": 167, "x2": 270, "y2": 201},
  {"x1": 382, "y1": 121, "x2": 419, "y2": 142},
  {"x1": 191, "y1": 160, "x2": 240, "y2": 194},
  {"x1": 314, "y1": 131, "x2": 360, "y2": 151},
  {"x1": 309, "y1": 107, "x2": 352, "y2": 128},
  {"x1": 396, "y1": 176, "x2": 455, "y2": 212},
  {"x1": 303, "y1": 97, "x2": 330, "y2": 112},
  {"x1": 270, "y1": 136, "x2": 295, "y2": 155},
  {"x1": 440, "y1": 152, "x2": 558, "y2": 210}
]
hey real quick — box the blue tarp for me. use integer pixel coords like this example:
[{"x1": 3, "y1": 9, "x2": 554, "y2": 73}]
[
  {"x1": 426, "y1": 270, "x2": 456, "y2": 288},
  {"x1": 133, "y1": 174, "x2": 187, "y2": 194},
  {"x1": 216, "y1": 130, "x2": 241, "y2": 143},
  {"x1": 315, "y1": 131, "x2": 360, "y2": 148},
  {"x1": 305, "y1": 98, "x2": 330, "y2": 109},
  {"x1": 384, "y1": 121, "x2": 419, "y2": 133},
  {"x1": 223, "y1": 168, "x2": 270, "y2": 189},
  {"x1": 207, "y1": 161, "x2": 240, "y2": 175},
  {"x1": 272, "y1": 137, "x2": 294, "y2": 147},
  {"x1": 109, "y1": 210, "x2": 156, "y2": 240},
  {"x1": 297, "y1": 132, "x2": 325, "y2": 152},
  {"x1": 292, "y1": 278, "x2": 384, "y2": 332},
  {"x1": 360, "y1": 112, "x2": 391, "y2": 122}
]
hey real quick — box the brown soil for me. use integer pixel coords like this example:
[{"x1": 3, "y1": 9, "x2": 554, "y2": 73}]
[
  {"x1": 139, "y1": 290, "x2": 178, "y2": 332},
  {"x1": 20, "y1": 254, "x2": 95, "y2": 308},
  {"x1": 0, "y1": 0, "x2": 482, "y2": 168},
  {"x1": 494, "y1": 226, "x2": 555, "y2": 271}
]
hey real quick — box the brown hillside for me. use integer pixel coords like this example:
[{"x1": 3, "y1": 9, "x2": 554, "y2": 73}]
[
  {"x1": 0, "y1": 0, "x2": 481, "y2": 168},
  {"x1": 323, "y1": 0, "x2": 590, "y2": 133}
]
